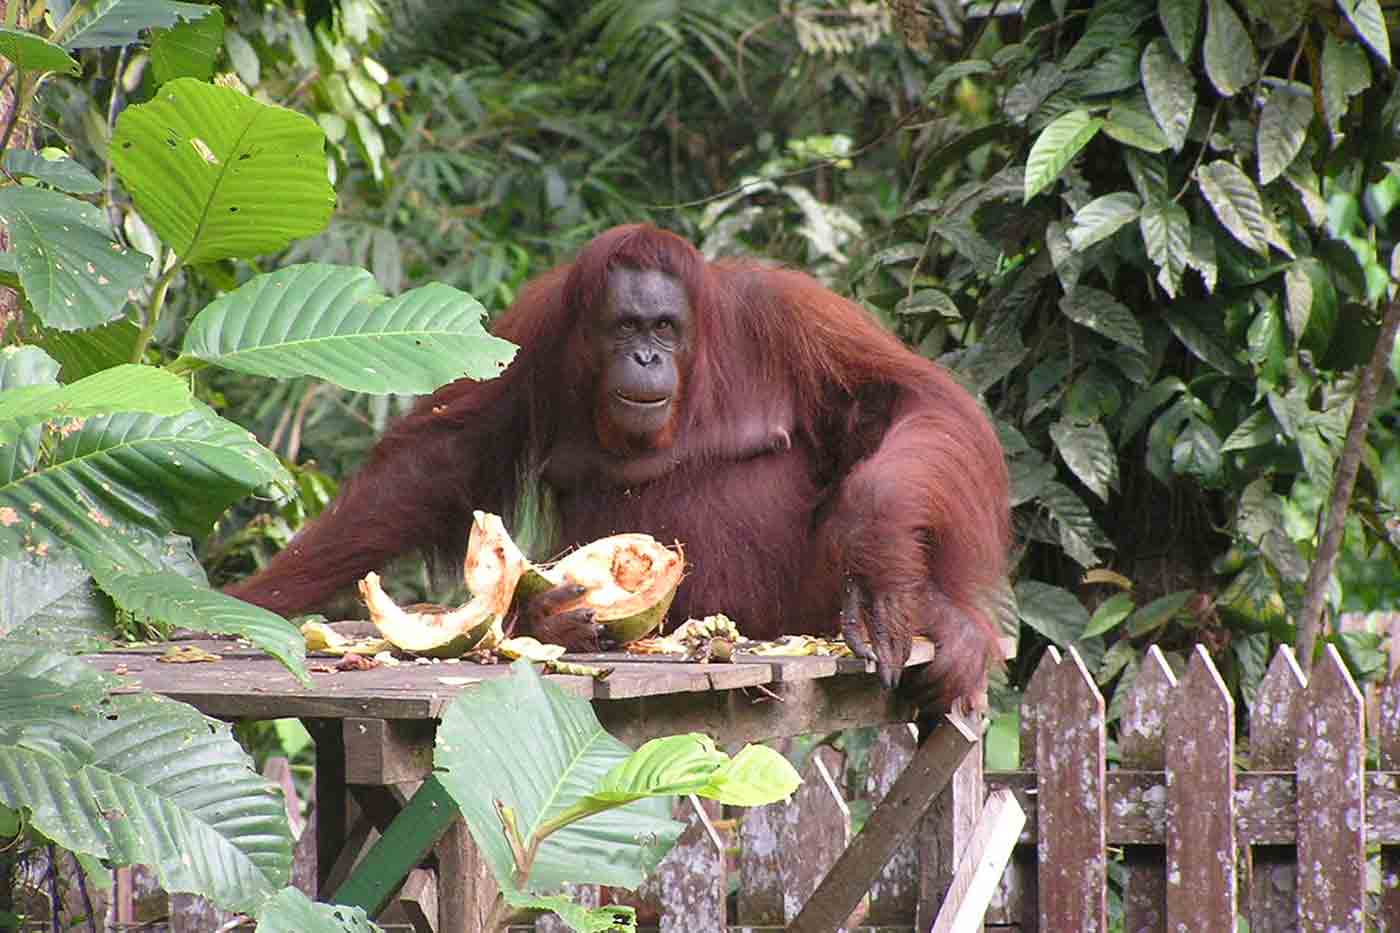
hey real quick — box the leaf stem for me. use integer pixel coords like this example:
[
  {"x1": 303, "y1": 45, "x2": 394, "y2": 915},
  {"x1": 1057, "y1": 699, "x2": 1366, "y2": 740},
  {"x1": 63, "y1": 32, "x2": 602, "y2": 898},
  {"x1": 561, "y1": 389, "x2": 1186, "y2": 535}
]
[
  {"x1": 46, "y1": 1, "x2": 87, "y2": 46},
  {"x1": 132, "y1": 258, "x2": 181, "y2": 362}
]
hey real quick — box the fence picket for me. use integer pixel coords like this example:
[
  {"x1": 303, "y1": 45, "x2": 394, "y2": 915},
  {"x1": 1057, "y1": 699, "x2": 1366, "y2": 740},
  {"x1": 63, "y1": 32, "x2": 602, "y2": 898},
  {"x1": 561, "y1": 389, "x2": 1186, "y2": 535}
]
[
  {"x1": 1120, "y1": 646, "x2": 1176, "y2": 933},
  {"x1": 1380, "y1": 672, "x2": 1400, "y2": 930},
  {"x1": 1036, "y1": 647, "x2": 1106, "y2": 932},
  {"x1": 1247, "y1": 646, "x2": 1305, "y2": 933},
  {"x1": 1297, "y1": 644, "x2": 1365, "y2": 932},
  {"x1": 657, "y1": 797, "x2": 727, "y2": 932},
  {"x1": 1165, "y1": 645, "x2": 1236, "y2": 927},
  {"x1": 863, "y1": 724, "x2": 919, "y2": 922}
]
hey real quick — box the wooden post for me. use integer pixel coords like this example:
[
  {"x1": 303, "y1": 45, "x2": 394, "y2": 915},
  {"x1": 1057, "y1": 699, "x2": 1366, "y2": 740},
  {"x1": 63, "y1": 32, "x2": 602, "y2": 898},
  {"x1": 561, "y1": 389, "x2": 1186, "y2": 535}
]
[
  {"x1": 930, "y1": 788, "x2": 1027, "y2": 933},
  {"x1": 1165, "y1": 645, "x2": 1236, "y2": 927},
  {"x1": 304, "y1": 717, "x2": 348, "y2": 896},
  {"x1": 1247, "y1": 647, "x2": 1305, "y2": 932},
  {"x1": 917, "y1": 716, "x2": 984, "y2": 932},
  {"x1": 863, "y1": 724, "x2": 920, "y2": 922},
  {"x1": 1296, "y1": 644, "x2": 1365, "y2": 931},
  {"x1": 656, "y1": 796, "x2": 727, "y2": 931},
  {"x1": 1120, "y1": 646, "x2": 1176, "y2": 933},
  {"x1": 1036, "y1": 647, "x2": 1106, "y2": 932}
]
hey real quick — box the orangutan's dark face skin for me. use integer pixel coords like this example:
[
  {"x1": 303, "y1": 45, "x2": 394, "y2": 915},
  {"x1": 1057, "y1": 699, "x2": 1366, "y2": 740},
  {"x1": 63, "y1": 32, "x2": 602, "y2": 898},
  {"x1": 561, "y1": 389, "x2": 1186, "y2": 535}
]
[{"x1": 595, "y1": 266, "x2": 692, "y2": 442}]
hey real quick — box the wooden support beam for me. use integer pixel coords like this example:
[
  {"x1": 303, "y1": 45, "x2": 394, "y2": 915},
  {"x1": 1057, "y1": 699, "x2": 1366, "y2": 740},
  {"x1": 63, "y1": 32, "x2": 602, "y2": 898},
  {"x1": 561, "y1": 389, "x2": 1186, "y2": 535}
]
[
  {"x1": 785, "y1": 713, "x2": 978, "y2": 933},
  {"x1": 930, "y1": 788, "x2": 1026, "y2": 933}
]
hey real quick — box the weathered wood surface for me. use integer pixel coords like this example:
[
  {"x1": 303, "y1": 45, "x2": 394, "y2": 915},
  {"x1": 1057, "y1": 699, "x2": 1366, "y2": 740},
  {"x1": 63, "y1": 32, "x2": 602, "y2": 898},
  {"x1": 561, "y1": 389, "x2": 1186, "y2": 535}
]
[
  {"x1": 1165, "y1": 646, "x2": 1236, "y2": 929},
  {"x1": 861, "y1": 725, "x2": 919, "y2": 923},
  {"x1": 1119, "y1": 646, "x2": 1174, "y2": 933},
  {"x1": 917, "y1": 713, "x2": 982, "y2": 932},
  {"x1": 929, "y1": 788, "x2": 1026, "y2": 933},
  {"x1": 1036, "y1": 647, "x2": 1106, "y2": 933},
  {"x1": 1382, "y1": 672, "x2": 1400, "y2": 929},
  {"x1": 1296, "y1": 645, "x2": 1365, "y2": 932},
  {"x1": 1247, "y1": 647, "x2": 1305, "y2": 933}
]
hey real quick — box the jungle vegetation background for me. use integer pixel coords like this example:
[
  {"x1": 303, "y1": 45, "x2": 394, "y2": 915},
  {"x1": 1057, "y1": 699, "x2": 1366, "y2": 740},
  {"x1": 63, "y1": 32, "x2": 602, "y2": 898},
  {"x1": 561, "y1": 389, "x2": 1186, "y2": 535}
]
[{"x1": 9, "y1": 0, "x2": 1400, "y2": 745}]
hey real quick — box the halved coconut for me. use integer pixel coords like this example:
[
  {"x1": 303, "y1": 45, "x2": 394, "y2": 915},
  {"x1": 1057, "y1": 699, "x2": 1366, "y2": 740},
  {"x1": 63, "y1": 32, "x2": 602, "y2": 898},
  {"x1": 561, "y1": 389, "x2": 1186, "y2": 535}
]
[
  {"x1": 533, "y1": 534, "x2": 685, "y2": 643},
  {"x1": 362, "y1": 511, "x2": 528, "y2": 657}
]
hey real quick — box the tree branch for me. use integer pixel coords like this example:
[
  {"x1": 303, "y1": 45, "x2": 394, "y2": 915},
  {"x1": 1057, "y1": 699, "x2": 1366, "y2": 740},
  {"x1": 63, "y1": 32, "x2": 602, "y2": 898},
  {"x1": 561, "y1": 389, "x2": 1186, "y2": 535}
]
[{"x1": 1296, "y1": 297, "x2": 1400, "y2": 671}]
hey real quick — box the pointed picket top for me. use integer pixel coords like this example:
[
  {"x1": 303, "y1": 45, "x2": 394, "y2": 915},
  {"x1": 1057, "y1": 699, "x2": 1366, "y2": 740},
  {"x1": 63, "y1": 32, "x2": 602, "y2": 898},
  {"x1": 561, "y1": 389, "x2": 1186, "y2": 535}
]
[
  {"x1": 1250, "y1": 646, "x2": 1305, "y2": 768},
  {"x1": 1021, "y1": 645, "x2": 1062, "y2": 767},
  {"x1": 1120, "y1": 645, "x2": 1177, "y2": 767},
  {"x1": 1296, "y1": 643, "x2": 1365, "y2": 932},
  {"x1": 1165, "y1": 645, "x2": 1236, "y2": 928},
  {"x1": 1036, "y1": 646, "x2": 1106, "y2": 933}
]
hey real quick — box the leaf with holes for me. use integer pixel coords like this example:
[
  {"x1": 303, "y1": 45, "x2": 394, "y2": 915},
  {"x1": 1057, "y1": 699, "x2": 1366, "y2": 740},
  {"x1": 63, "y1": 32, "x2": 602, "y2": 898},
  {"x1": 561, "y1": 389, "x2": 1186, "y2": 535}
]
[
  {"x1": 1141, "y1": 38, "x2": 1195, "y2": 151},
  {"x1": 149, "y1": 7, "x2": 224, "y2": 85},
  {"x1": 1067, "y1": 192, "x2": 1141, "y2": 252},
  {"x1": 1024, "y1": 110, "x2": 1102, "y2": 204},
  {"x1": 1203, "y1": 0, "x2": 1256, "y2": 96},
  {"x1": 1257, "y1": 81, "x2": 1312, "y2": 185},
  {"x1": 61, "y1": 0, "x2": 214, "y2": 50},
  {"x1": 0, "y1": 187, "x2": 148, "y2": 331},
  {"x1": 1050, "y1": 420, "x2": 1117, "y2": 502},
  {"x1": 255, "y1": 889, "x2": 381, "y2": 933},
  {"x1": 180, "y1": 264, "x2": 516, "y2": 393},
  {"x1": 0, "y1": 651, "x2": 292, "y2": 914},
  {"x1": 0, "y1": 406, "x2": 289, "y2": 565},
  {"x1": 1338, "y1": 0, "x2": 1390, "y2": 65},
  {"x1": 111, "y1": 78, "x2": 334, "y2": 264}
]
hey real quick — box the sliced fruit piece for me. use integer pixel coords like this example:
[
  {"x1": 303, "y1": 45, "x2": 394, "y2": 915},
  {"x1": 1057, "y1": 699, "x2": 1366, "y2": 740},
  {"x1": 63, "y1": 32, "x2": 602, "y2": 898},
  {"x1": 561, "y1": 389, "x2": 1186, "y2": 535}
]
[
  {"x1": 359, "y1": 571, "x2": 499, "y2": 658},
  {"x1": 534, "y1": 534, "x2": 685, "y2": 643}
]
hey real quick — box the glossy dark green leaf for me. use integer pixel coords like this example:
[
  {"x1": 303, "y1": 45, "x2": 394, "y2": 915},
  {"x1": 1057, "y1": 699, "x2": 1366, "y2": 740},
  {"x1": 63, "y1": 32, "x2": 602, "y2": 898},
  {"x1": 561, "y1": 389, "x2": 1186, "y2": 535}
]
[
  {"x1": 0, "y1": 27, "x2": 80, "y2": 74},
  {"x1": 1158, "y1": 0, "x2": 1202, "y2": 62},
  {"x1": 1140, "y1": 200, "x2": 1191, "y2": 298},
  {"x1": 1141, "y1": 38, "x2": 1195, "y2": 151},
  {"x1": 1256, "y1": 80, "x2": 1312, "y2": 185},
  {"x1": 1202, "y1": 0, "x2": 1257, "y2": 96},
  {"x1": 62, "y1": 0, "x2": 214, "y2": 50},
  {"x1": 1024, "y1": 110, "x2": 1102, "y2": 203},
  {"x1": 3, "y1": 151, "x2": 101, "y2": 194},
  {"x1": 1059, "y1": 286, "x2": 1146, "y2": 352},
  {"x1": 1337, "y1": 0, "x2": 1390, "y2": 66},
  {"x1": 149, "y1": 7, "x2": 224, "y2": 85},
  {"x1": 1321, "y1": 35, "x2": 1372, "y2": 143},
  {"x1": 1050, "y1": 419, "x2": 1118, "y2": 501}
]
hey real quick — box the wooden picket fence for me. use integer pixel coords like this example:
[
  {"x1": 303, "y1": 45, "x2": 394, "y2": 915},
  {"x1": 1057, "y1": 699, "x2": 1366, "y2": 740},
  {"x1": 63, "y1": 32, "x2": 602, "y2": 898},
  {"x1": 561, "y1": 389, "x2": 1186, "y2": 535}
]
[{"x1": 42, "y1": 637, "x2": 1400, "y2": 931}]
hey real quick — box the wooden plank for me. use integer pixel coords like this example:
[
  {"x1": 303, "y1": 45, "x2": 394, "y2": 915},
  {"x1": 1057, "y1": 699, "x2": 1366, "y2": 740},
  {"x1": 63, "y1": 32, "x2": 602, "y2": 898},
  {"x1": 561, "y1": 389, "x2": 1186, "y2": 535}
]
[
  {"x1": 434, "y1": 816, "x2": 499, "y2": 932},
  {"x1": 991, "y1": 644, "x2": 1059, "y2": 932},
  {"x1": 1119, "y1": 646, "x2": 1176, "y2": 933},
  {"x1": 1381, "y1": 669, "x2": 1400, "y2": 930},
  {"x1": 397, "y1": 868, "x2": 438, "y2": 933},
  {"x1": 738, "y1": 793, "x2": 788, "y2": 925},
  {"x1": 1036, "y1": 647, "x2": 1106, "y2": 933},
  {"x1": 785, "y1": 748, "x2": 851, "y2": 925},
  {"x1": 917, "y1": 712, "x2": 983, "y2": 932},
  {"x1": 655, "y1": 797, "x2": 727, "y2": 932},
  {"x1": 930, "y1": 788, "x2": 1027, "y2": 933},
  {"x1": 786, "y1": 714, "x2": 978, "y2": 933},
  {"x1": 1247, "y1": 647, "x2": 1304, "y2": 933},
  {"x1": 304, "y1": 717, "x2": 349, "y2": 895},
  {"x1": 1296, "y1": 644, "x2": 1365, "y2": 931},
  {"x1": 862, "y1": 724, "x2": 919, "y2": 923},
  {"x1": 344, "y1": 718, "x2": 435, "y2": 786},
  {"x1": 1165, "y1": 645, "x2": 1236, "y2": 929}
]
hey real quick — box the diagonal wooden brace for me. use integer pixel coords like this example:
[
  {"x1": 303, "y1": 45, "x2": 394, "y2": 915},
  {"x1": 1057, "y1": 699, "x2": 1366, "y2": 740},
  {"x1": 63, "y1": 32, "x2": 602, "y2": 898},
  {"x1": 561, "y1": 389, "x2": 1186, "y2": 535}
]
[{"x1": 787, "y1": 713, "x2": 979, "y2": 933}]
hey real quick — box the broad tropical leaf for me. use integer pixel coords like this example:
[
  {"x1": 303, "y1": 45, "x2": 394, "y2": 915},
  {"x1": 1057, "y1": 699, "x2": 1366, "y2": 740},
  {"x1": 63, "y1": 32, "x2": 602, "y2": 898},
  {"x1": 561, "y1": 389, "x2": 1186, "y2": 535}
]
[
  {"x1": 1067, "y1": 192, "x2": 1141, "y2": 252},
  {"x1": 0, "y1": 651, "x2": 293, "y2": 915},
  {"x1": 582, "y1": 735, "x2": 799, "y2": 809},
  {"x1": 1141, "y1": 38, "x2": 1195, "y2": 151},
  {"x1": 256, "y1": 888, "x2": 383, "y2": 933},
  {"x1": 0, "y1": 406, "x2": 289, "y2": 564},
  {"x1": 0, "y1": 186, "x2": 149, "y2": 331},
  {"x1": 33, "y1": 319, "x2": 143, "y2": 381},
  {"x1": 4, "y1": 150, "x2": 102, "y2": 194},
  {"x1": 0, "y1": 550, "x2": 117, "y2": 651},
  {"x1": 0, "y1": 27, "x2": 79, "y2": 74},
  {"x1": 87, "y1": 562, "x2": 309, "y2": 687},
  {"x1": 1024, "y1": 110, "x2": 1102, "y2": 204},
  {"x1": 1202, "y1": 0, "x2": 1256, "y2": 97},
  {"x1": 1050, "y1": 420, "x2": 1118, "y2": 502},
  {"x1": 149, "y1": 7, "x2": 224, "y2": 85},
  {"x1": 435, "y1": 660, "x2": 681, "y2": 894},
  {"x1": 0, "y1": 365, "x2": 193, "y2": 445},
  {"x1": 0, "y1": 346, "x2": 60, "y2": 389},
  {"x1": 61, "y1": 0, "x2": 214, "y2": 50},
  {"x1": 1015, "y1": 580, "x2": 1091, "y2": 647},
  {"x1": 1256, "y1": 81, "x2": 1312, "y2": 185},
  {"x1": 180, "y1": 264, "x2": 516, "y2": 392},
  {"x1": 111, "y1": 78, "x2": 334, "y2": 264}
]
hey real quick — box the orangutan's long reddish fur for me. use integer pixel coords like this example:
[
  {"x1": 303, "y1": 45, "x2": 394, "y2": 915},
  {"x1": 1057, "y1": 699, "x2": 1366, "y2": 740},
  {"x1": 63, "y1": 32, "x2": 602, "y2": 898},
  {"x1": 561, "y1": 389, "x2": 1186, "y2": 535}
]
[{"x1": 226, "y1": 225, "x2": 1011, "y2": 704}]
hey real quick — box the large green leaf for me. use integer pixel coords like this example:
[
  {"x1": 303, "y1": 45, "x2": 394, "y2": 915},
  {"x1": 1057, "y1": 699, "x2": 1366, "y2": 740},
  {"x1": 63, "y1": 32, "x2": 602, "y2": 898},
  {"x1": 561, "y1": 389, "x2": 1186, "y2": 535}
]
[
  {"x1": 0, "y1": 346, "x2": 61, "y2": 389},
  {"x1": 1102, "y1": 94, "x2": 1171, "y2": 153},
  {"x1": 1039, "y1": 481, "x2": 1112, "y2": 568},
  {"x1": 1256, "y1": 81, "x2": 1312, "y2": 185},
  {"x1": 180, "y1": 264, "x2": 516, "y2": 393},
  {"x1": 1141, "y1": 38, "x2": 1195, "y2": 152},
  {"x1": 0, "y1": 364, "x2": 193, "y2": 445},
  {"x1": 1058, "y1": 286, "x2": 1145, "y2": 352},
  {"x1": 256, "y1": 888, "x2": 383, "y2": 933},
  {"x1": 1050, "y1": 420, "x2": 1118, "y2": 502},
  {"x1": 149, "y1": 7, "x2": 224, "y2": 85},
  {"x1": 1337, "y1": 0, "x2": 1390, "y2": 66},
  {"x1": 111, "y1": 78, "x2": 334, "y2": 264},
  {"x1": 1014, "y1": 580, "x2": 1090, "y2": 647},
  {"x1": 87, "y1": 562, "x2": 309, "y2": 687},
  {"x1": 579, "y1": 735, "x2": 799, "y2": 811},
  {"x1": 1196, "y1": 160, "x2": 1273, "y2": 256},
  {"x1": 1067, "y1": 192, "x2": 1141, "y2": 251},
  {"x1": 33, "y1": 318, "x2": 143, "y2": 381},
  {"x1": 0, "y1": 550, "x2": 117, "y2": 652},
  {"x1": 1024, "y1": 110, "x2": 1102, "y2": 204},
  {"x1": 0, "y1": 652, "x2": 292, "y2": 915},
  {"x1": 61, "y1": 0, "x2": 214, "y2": 50},
  {"x1": 4, "y1": 150, "x2": 102, "y2": 194},
  {"x1": 0, "y1": 405, "x2": 289, "y2": 564},
  {"x1": 1202, "y1": 0, "x2": 1256, "y2": 97},
  {"x1": 0, "y1": 27, "x2": 79, "y2": 74},
  {"x1": 1158, "y1": 0, "x2": 1202, "y2": 62},
  {"x1": 435, "y1": 660, "x2": 681, "y2": 894},
  {"x1": 1140, "y1": 199, "x2": 1191, "y2": 298},
  {"x1": 0, "y1": 186, "x2": 149, "y2": 331}
]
